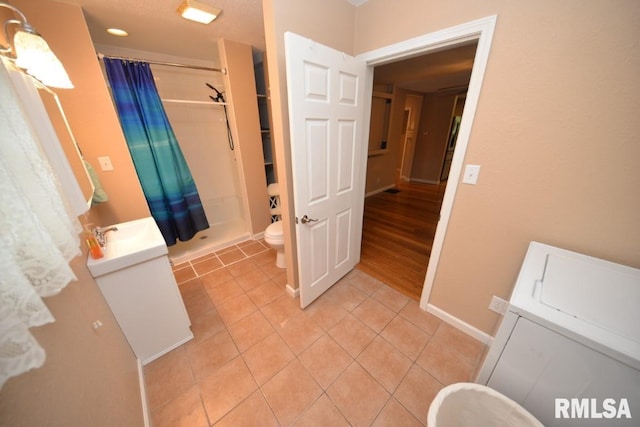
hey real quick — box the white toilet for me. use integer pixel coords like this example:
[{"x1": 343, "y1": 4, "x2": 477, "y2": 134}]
[
  {"x1": 264, "y1": 183, "x2": 285, "y2": 269},
  {"x1": 264, "y1": 220, "x2": 285, "y2": 268}
]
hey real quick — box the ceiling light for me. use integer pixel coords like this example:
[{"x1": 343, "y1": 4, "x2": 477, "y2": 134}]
[
  {"x1": 177, "y1": 0, "x2": 221, "y2": 24},
  {"x1": 107, "y1": 28, "x2": 128, "y2": 37}
]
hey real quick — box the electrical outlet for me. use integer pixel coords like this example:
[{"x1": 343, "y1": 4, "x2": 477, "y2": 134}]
[{"x1": 489, "y1": 296, "x2": 508, "y2": 315}]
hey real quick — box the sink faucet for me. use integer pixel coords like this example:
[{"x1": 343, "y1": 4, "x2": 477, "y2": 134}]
[{"x1": 93, "y1": 226, "x2": 118, "y2": 247}]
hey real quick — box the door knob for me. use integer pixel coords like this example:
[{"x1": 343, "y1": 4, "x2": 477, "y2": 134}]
[{"x1": 300, "y1": 215, "x2": 318, "y2": 224}]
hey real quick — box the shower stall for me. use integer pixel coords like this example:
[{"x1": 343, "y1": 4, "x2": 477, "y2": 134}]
[{"x1": 151, "y1": 63, "x2": 250, "y2": 263}]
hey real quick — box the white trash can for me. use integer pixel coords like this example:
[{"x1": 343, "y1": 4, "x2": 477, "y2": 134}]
[{"x1": 427, "y1": 383, "x2": 543, "y2": 427}]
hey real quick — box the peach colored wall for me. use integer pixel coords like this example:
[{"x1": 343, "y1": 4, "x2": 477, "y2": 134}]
[
  {"x1": 356, "y1": 0, "x2": 640, "y2": 334},
  {"x1": 12, "y1": 0, "x2": 149, "y2": 227},
  {"x1": 263, "y1": 0, "x2": 357, "y2": 289},
  {"x1": 0, "y1": 251, "x2": 144, "y2": 426},
  {"x1": 1, "y1": 2, "x2": 144, "y2": 424}
]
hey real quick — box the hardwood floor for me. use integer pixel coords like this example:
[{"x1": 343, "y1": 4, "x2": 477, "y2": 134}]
[{"x1": 357, "y1": 181, "x2": 446, "y2": 301}]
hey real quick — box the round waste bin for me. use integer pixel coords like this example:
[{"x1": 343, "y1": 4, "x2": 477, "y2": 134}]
[{"x1": 427, "y1": 383, "x2": 543, "y2": 427}]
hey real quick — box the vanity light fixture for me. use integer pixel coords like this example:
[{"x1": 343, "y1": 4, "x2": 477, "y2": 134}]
[
  {"x1": 177, "y1": 0, "x2": 221, "y2": 24},
  {"x1": 0, "y1": 2, "x2": 73, "y2": 88}
]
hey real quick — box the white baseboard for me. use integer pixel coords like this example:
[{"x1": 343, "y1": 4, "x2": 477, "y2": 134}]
[
  {"x1": 286, "y1": 284, "x2": 299, "y2": 298},
  {"x1": 411, "y1": 178, "x2": 441, "y2": 185},
  {"x1": 137, "y1": 359, "x2": 151, "y2": 427},
  {"x1": 365, "y1": 184, "x2": 396, "y2": 198},
  {"x1": 426, "y1": 303, "x2": 494, "y2": 345}
]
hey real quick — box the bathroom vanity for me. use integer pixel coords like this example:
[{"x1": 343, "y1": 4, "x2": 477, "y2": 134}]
[
  {"x1": 87, "y1": 217, "x2": 193, "y2": 365},
  {"x1": 477, "y1": 242, "x2": 640, "y2": 426}
]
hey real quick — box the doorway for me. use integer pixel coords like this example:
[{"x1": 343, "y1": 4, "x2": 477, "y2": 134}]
[
  {"x1": 357, "y1": 47, "x2": 475, "y2": 300},
  {"x1": 355, "y1": 16, "x2": 497, "y2": 309}
]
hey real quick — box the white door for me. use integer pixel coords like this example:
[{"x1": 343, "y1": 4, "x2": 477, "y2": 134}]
[{"x1": 285, "y1": 32, "x2": 368, "y2": 308}]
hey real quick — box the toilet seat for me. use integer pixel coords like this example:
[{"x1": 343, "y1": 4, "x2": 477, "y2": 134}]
[{"x1": 264, "y1": 221, "x2": 284, "y2": 244}]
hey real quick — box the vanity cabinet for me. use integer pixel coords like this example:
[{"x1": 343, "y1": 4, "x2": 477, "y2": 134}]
[{"x1": 93, "y1": 254, "x2": 193, "y2": 365}]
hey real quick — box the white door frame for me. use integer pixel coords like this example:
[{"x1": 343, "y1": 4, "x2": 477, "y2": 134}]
[{"x1": 357, "y1": 15, "x2": 497, "y2": 311}]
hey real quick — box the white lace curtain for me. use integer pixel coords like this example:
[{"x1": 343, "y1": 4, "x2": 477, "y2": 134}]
[{"x1": 0, "y1": 59, "x2": 82, "y2": 388}]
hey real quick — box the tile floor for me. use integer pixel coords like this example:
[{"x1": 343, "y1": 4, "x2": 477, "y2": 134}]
[{"x1": 146, "y1": 239, "x2": 486, "y2": 426}]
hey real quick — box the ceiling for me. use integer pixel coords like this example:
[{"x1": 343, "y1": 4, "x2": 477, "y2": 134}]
[{"x1": 62, "y1": 0, "x2": 474, "y2": 94}]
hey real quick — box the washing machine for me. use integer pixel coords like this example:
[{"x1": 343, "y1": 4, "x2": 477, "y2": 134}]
[{"x1": 476, "y1": 242, "x2": 640, "y2": 426}]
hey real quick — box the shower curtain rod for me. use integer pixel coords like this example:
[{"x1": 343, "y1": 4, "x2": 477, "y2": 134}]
[{"x1": 97, "y1": 53, "x2": 226, "y2": 74}]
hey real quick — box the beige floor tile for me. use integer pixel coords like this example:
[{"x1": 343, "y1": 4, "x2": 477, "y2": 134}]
[
  {"x1": 144, "y1": 347, "x2": 195, "y2": 410},
  {"x1": 198, "y1": 356, "x2": 258, "y2": 424},
  {"x1": 179, "y1": 279, "x2": 214, "y2": 319},
  {"x1": 262, "y1": 360, "x2": 322, "y2": 426},
  {"x1": 185, "y1": 307, "x2": 225, "y2": 348},
  {"x1": 238, "y1": 241, "x2": 268, "y2": 256},
  {"x1": 293, "y1": 394, "x2": 350, "y2": 427},
  {"x1": 357, "y1": 336, "x2": 412, "y2": 393},
  {"x1": 218, "y1": 248, "x2": 247, "y2": 265},
  {"x1": 214, "y1": 390, "x2": 279, "y2": 427},
  {"x1": 247, "y1": 280, "x2": 285, "y2": 308},
  {"x1": 393, "y1": 365, "x2": 442, "y2": 424},
  {"x1": 372, "y1": 398, "x2": 422, "y2": 427},
  {"x1": 398, "y1": 300, "x2": 442, "y2": 335},
  {"x1": 274, "y1": 313, "x2": 324, "y2": 355},
  {"x1": 431, "y1": 322, "x2": 485, "y2": 366},
  {"x1": 192, "y1": 256, "x2": 223, "y2": 276},
  {"x1": 352, "y1": 298, "x2": 395, "y2": 333},
  {"x1": 199, "y1": 268, "x2": 234, "y2": 290},
  {"x1": 216, "y1": 293, "x2": 258, "y2": 326},
  {"x1": 227, "y1": 310, "x2": 275, "y2": 353},
  {"x1": 260, "y1": 261, "x2": 286, "y2": 279},
  {"x1": 174, "y1": 266, "x2": 197, "y2": 284},
  {"x1": 234, "y1": 268, "x2": 270, "y2": 291},
  {"x1": 150, "y1": 386, "x2": 208, "y2": 427},
  {"x1": 299, "y1": 334, "x2": 352, "y2": 389},
  {"x1": 190, "y1": 252, "x2": 217, "y2": 264},
  {"x1": 155, "y1": 250, "x2": 489, "y2": 427},
  {"x1": 415, "y1": 339, "x2": 477, "y2": 385},
  {"x1": 251, "y1": 249, "x2": 276, "y2": 266},
  {"x1": 328, "y1": 313, "x2": 376, "y2": 358},
  {"x1": 226, "y1": 258, "x2": 258, "y2": 277},
  {"x1": 380, "y1": 315, "x2": 430, "y2": 360},
  {"x1": 271, "y1": 270, "x2": 288, "y2": 287},
  {"x1": 305, "y1": 296, "x2": 349, "y2": 331},
  {"x1": 327, "y1": 362, "x2": 390, "y2": 426},
  {"x1": 172, "y1": 260, "x2": 190, "y2": 271},
  {"x1": 371, "y1": 285, "x2": 410, "y2": 313},
  {"x1": 242, "y1": 333, "x2": 295, "y2": 385},
  {"x1": 205, "y1": 278, "x2": 244, "y2": 306},
  {"x1": 325, "y1": 280, "x2": 367, "y2": 312},
  {"x1": 261, "y1": 294, "x2": 303, "y2": 328},
  {"x1": 349, "y1": 269, "x2": 384, "y2": 295},
  {"x1": 186, "y1": 330, "x2": 239, "y2": 382}
]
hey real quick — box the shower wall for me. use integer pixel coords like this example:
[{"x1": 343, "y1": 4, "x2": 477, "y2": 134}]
[{"x1": 151, "y1": 64, "x2": 250, "y2": 261}]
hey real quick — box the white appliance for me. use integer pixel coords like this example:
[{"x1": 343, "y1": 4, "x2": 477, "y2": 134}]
[{"x1": 477, "y1": 242, "x2": 640, "y2": 426}]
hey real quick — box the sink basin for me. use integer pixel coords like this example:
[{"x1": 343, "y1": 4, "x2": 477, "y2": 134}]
[{"x1": 86, "y1": 217, "x2": 167, "y2": 277}]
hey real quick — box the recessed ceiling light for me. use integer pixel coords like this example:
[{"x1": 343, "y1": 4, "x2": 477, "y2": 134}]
[
  {"x1": 177, "y1": 0, "x2": 221, "y2": 24},
  {"x1": 107, "y1": 28, "x2": 128, "y2": 37}
]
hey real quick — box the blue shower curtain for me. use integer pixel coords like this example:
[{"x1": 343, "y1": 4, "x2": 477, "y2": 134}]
[{"x1": 103, "y1": 58, "x2": 209, "y2": 246}]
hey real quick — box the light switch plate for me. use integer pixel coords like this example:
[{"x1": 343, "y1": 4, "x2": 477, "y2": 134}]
[
  {"x1": 462, "y1": 164, "x2": 480, "y2": 184},
  {"x1": 97, "y1": 156, "x2": 114, "y2": 171}
]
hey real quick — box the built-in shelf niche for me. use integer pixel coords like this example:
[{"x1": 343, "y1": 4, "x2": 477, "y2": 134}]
[{"x1": 254, "y1": 55, "x2": 276, "y2": 185}]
